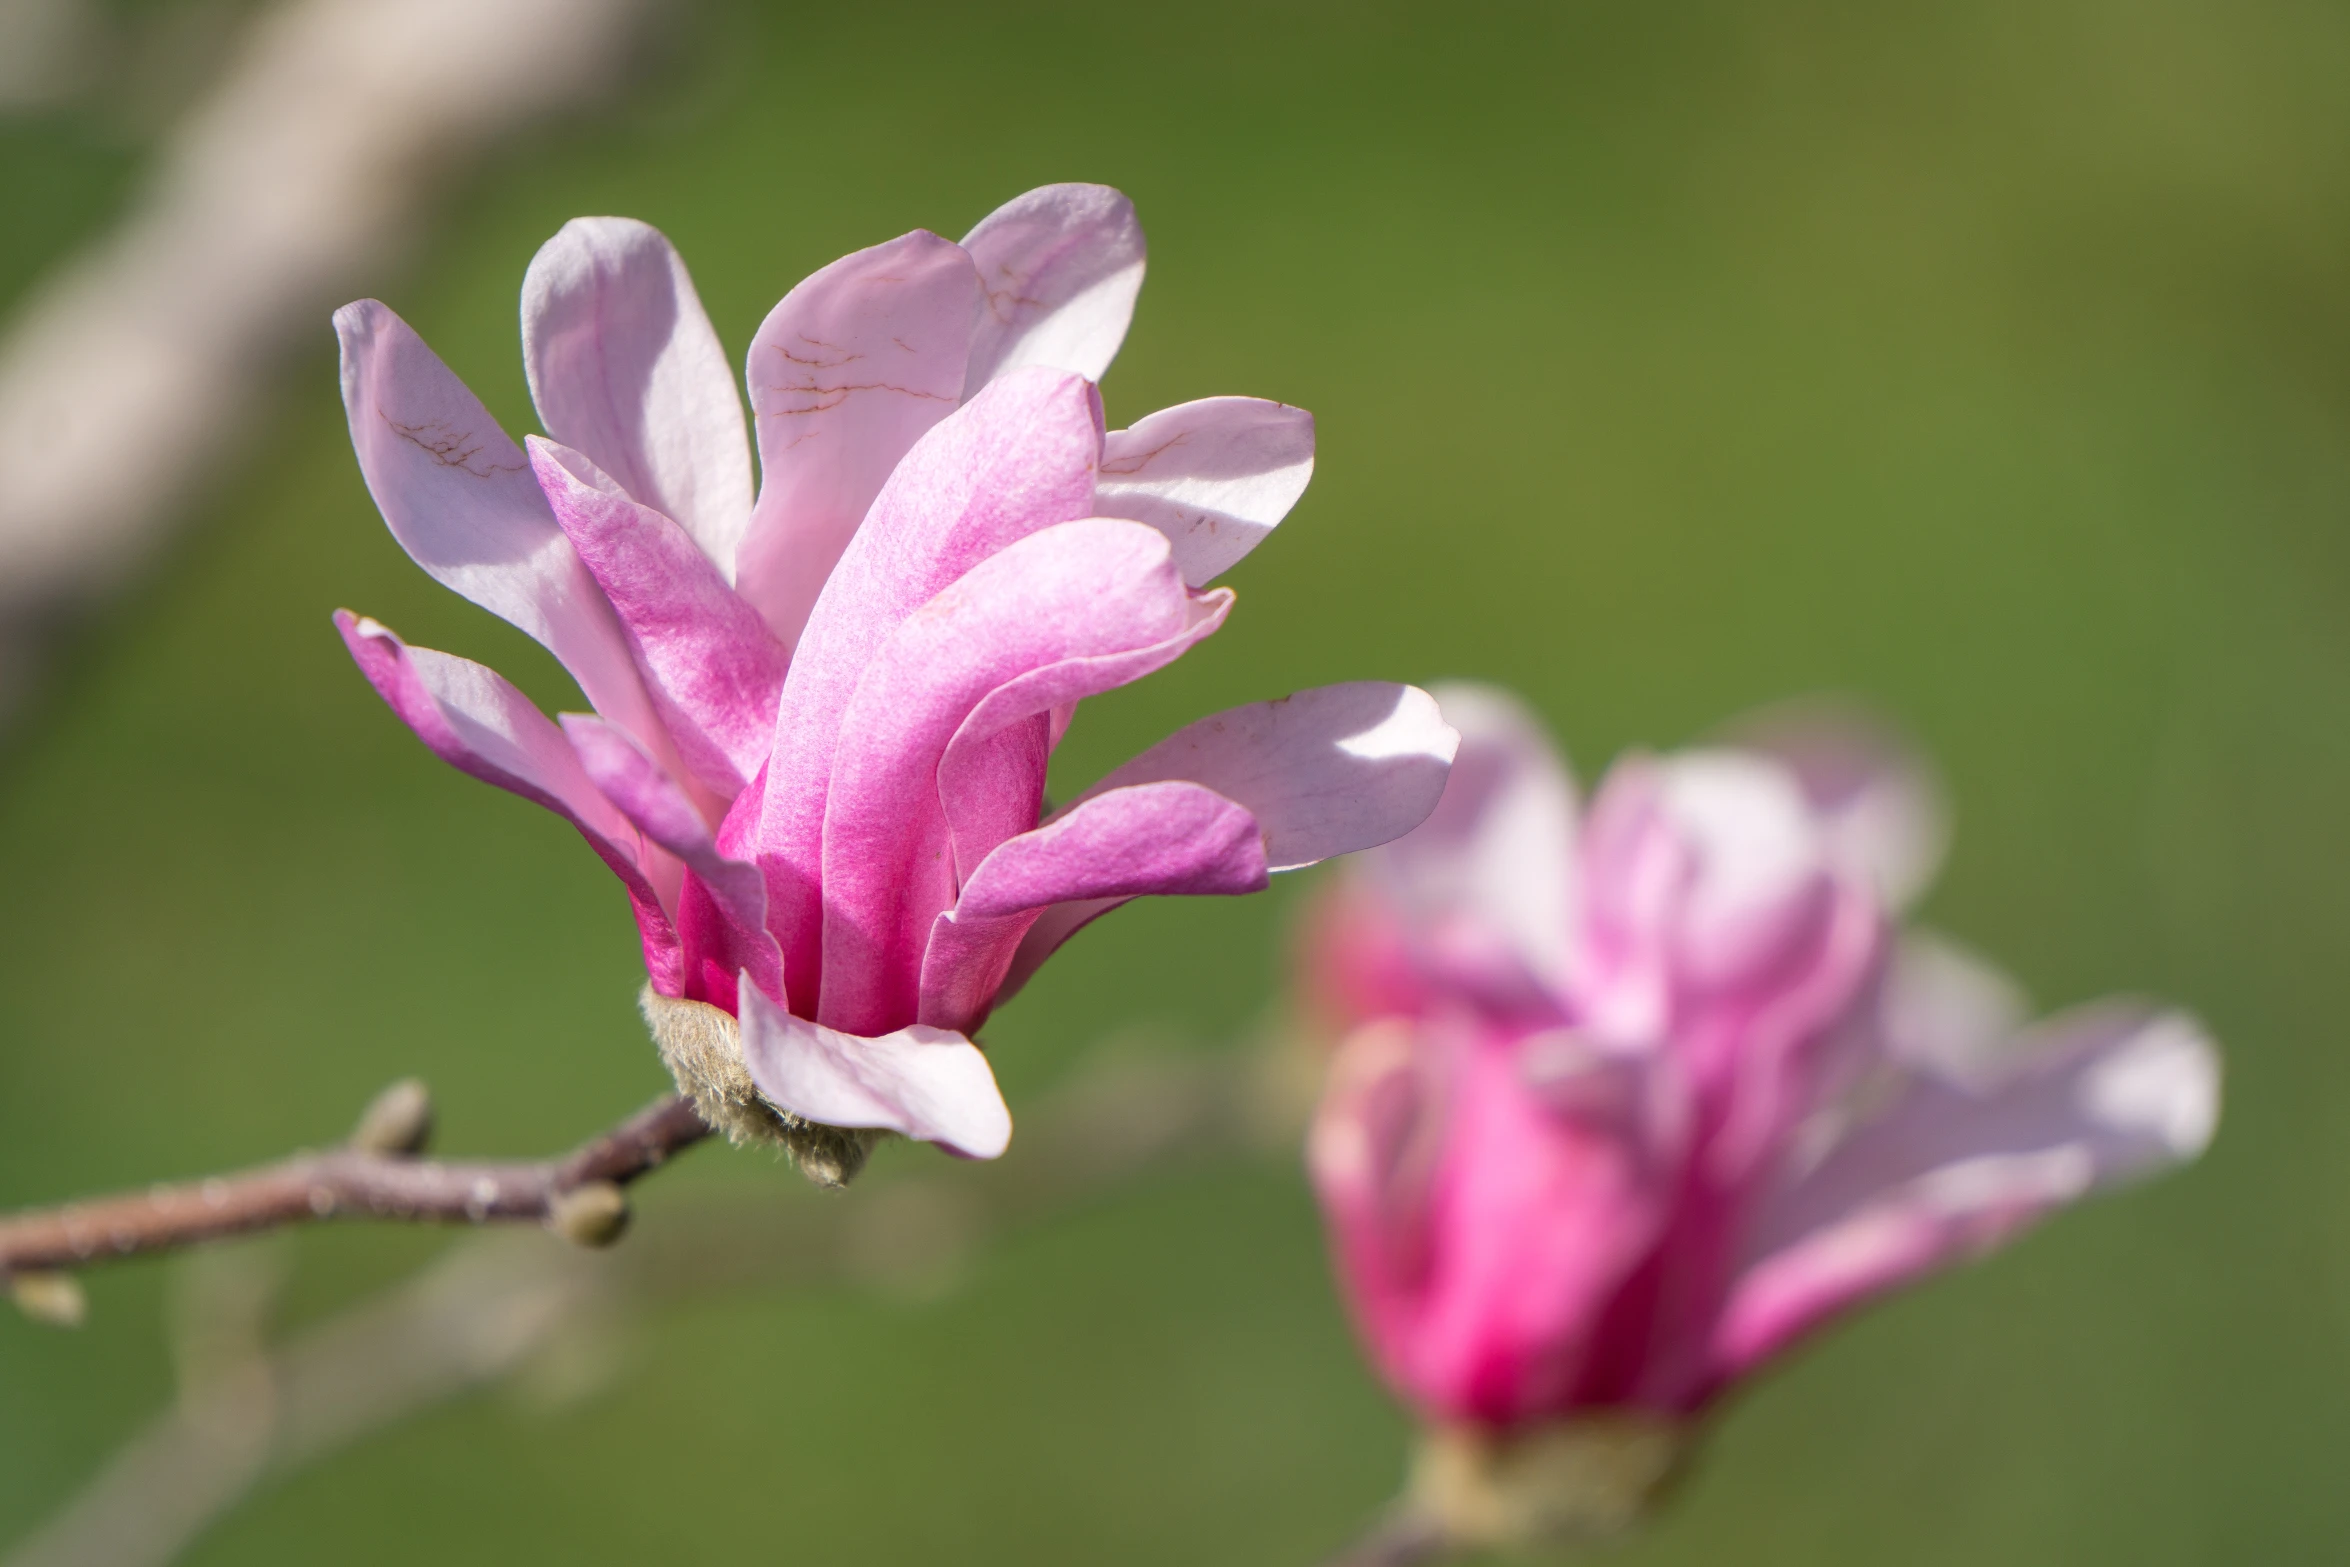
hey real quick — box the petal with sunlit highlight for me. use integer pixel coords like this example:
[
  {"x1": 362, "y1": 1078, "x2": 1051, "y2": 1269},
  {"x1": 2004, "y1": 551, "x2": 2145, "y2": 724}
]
[
  {"x1": 1097, "y1": 397, "x2": 1315, "y2": 586},
  {"x1": 520, "y1": 217, "x2": 753, "y2": 570},
  {"x1": 734, "y1": 230, "x2": 982, "y2": 648},
  {"x1": 961, "y1": 183, "x2": 1145, "y2": 393}
]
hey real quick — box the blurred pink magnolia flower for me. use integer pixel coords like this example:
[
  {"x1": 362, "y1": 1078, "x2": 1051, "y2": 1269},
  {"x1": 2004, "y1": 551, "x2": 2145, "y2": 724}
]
[
  {"x1": 332, "y1": 183, "x2": 1457, "y2": 1177},
  {"x1": 1309, "y1": 685, "x2": 2218, "y2": 1448}
]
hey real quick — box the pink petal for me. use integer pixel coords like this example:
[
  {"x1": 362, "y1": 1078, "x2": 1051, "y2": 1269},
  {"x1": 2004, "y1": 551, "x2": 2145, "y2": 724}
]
[
  {"x1": 561, "y1": 713, "x2": 782, "y2": 1011},
  {"x1": 994, "y1": 896, "x2": 1122, "y2": 1004},
  {"x1": 1096, "y1": 397, "x2": 1315, "y2": 586},
  {"x1": 1309, "y1": 1022, "x2": 1448, "y2": 1369},
  {"x1": 520, "y1": 218, "x2": 754, "y2": 570},
  {"x1": 748, "y1": 368, "x2": 1104, "y2": 1010},
  {"x1": 1577, "y1": 751, "x2": 1842, "y2": 1057},
  {"x1": 1872, "y1": 932, "x2": 2032, "y2": 1087},
  {"x1": 960, "y1": 183, "x2": 1145, "y2": 394},
  {"x1": 1073, "y1": 682, "x2": 1459, "y2": 872},
  {"x1": 334, "y1": 300, "x2": 670, "y2": 761},
  {"x1": 1311, "y1": 1020, "x2": 1668, "y2": 1426},
  {"x1": 733, "y1": 230, "x2": 982, "y2": 649},
  {"x1": 956, "y1": 782, "x2": 1268, "y2": 915},
  {"x1": 1722, "y1": 698, "x2": 1949, "y2": 912},
  {"x1": 736, "y1": 979, "x2": 1011, "y2": 1158},
  {"x1": 990, "y1": 684, "x2": 1460, "y2": 1006},
  {"x1": 1355, "y1": 682, "x2": 1578, "y2": 1004},
  {"x1": 1767, "y1": 931, "x2": 2030, "y2": 1168},
  {"x1": 934, "y1": 588, "x2": 1232, "y2": 886},
  {"x1": 917, "y1": 780, "x2": 1267, "y2": 1033},
  {"x1": 1718, "y1": 1005, "x2": 2219, "y2": 1380},
  {"x1": 816, "y1": 518, "x2": 1223, "y2": 1036},
  {"x1": 335, "y1": 611, "x2": 681, "y2": 992},
  {"x1": 1651, "y1": 753, "x2": 1833, "y2": 988},
  {"x1": 530, "y1": 437, "x2": 788, "y2": 802},
  {"x1": 1582, "y1": 743, "x2": 1886, "y2": 1186}
]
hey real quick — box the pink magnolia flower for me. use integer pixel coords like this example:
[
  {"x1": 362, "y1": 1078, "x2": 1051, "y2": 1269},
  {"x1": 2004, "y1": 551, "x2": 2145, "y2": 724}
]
[
  {"x1": 332, "y1": 183, "x2": 1458, "y2": 1180},
  {"x1": 1309, "y1": 685, "x2": 2218, "y2": 1443}
]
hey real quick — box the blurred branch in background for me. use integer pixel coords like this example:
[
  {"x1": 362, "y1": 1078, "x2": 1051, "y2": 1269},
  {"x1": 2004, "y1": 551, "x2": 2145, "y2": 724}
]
[
  {"x1": 0, "y1": 0, "x2": 105, "y2": 111},
  {"x1": 0, "y1": 1040, "x2": 1271, "y2": 1567},
  {"x1": 0, "y1": 0, "x2": 658, "y2": 715}
]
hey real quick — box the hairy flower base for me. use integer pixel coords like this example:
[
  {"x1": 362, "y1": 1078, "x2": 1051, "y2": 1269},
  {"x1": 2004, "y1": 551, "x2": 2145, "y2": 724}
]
[
  {"x1": 641, "y1": 987, "x2": 881, "y2": 1187},
  {"x1": 1407, "y1": 1413, "x2": 1690, "y2": 1549}
]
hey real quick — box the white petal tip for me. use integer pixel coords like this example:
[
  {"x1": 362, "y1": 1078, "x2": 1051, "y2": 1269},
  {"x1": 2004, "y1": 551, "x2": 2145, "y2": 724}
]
[
  {"x1": 2081, "y1": 1011, "x2": 2222, "y2": 1161},
  {"x1": 737, "y1": 983, "x2": 1012, "y2": 1159}
]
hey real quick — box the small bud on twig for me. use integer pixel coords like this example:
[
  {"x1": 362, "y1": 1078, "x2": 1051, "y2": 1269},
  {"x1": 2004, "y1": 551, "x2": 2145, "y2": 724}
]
[
  {"x1": 348, "y1": 1077, "x2": 434, "y2": 1156},
  {"x1": 785, "y1": 1124, "x2": 881, "y2": 1190},
  {"x1": 548, "y1": 1182, "x2": 630, "y2": 1248},
  {"x1": 11, "y1": 1270, "x2": 87, "y2": 1328}
]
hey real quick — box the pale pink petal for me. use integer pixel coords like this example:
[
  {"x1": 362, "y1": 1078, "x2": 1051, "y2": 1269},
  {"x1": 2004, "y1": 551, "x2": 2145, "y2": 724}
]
[
  {"x1": 520, "y1": 218, "x2": 754, "y2": 570},
  {"x1": 816, "y1": 518, "x2": 1219, "y2": 1035},
  {"x1": 989, "y1": 684, "x2": 1460, "y2": 1007},
  {"x1": 335, "y1": 611, "x2": 682, "y2": 992},
  {"x1": 1073, "y1": 682, "x2": 1460, "y2": 872},
  {"x1": 1701, "y1": 877, "x2": 1884, "y2": 1187},
  {"x1": 530, "y1": 437, "x2": 787, "y2": 801},
  {"x1": 749, "y1": 368, "x2": 1103, "y2": 1008},
  {"x1": 1719, "y1": 1005, "x2": 2220, "y2": 1378},
  {"x1": 1578, "y1": 751, "x2": 1837, "y2": 1045},
  {"x1": 1874, "y1": 932, "x2": 2032, "y2": 1087},
  {"x1": 1776, "y1": 931, "x2": 2030, "y2": 1174},
  {"x1": 334, "y1": 300, "x2": 669, "y2": 758},
  {"x1": 1652, "y1": 752, "x2": 1833, "y2": 989},
  {"x1": 917, "y1": 780, "x2": 1267, "y2": 1032},
  {"x1": 1362, "y1": 682, "x2": 1579, "y2": 1002},
  {"x1": 960, "y1": 183, "x2": 1145, "y2": 394},
  {"x1": 1722, "y1": 698, "x2": 1949, "y2": 911},
  {"x1": 1096, "y1": 398, "x2": 1315, "y2": 585},
  {"x1": 733, "y1": 230, "x2": 982, "y2": 649},
  {"x1": 561, "y1": 714, "x2": 782, "y2": 1010},
  {"x1": 1581, "y1": 742, "x2": 1885, "y2": 1185},
  {"x1": 736, "y1": 979, "x2": 1011, "y2": 1158}
]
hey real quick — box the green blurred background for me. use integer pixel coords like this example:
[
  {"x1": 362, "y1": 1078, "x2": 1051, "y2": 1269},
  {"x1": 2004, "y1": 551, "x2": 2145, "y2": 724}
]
[{"x1": 4, "y1": 1, "x2": 2347, "y2": 1560}]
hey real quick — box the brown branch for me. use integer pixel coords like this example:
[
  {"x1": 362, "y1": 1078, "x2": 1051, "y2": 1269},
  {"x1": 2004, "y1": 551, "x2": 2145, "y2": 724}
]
[
  {"x1": 0, "y1": 1039, "x2": 1264, "y2": 1567},
  {"x1": 0, "y1": 1094, "x2": 711, "y2": 1276}
]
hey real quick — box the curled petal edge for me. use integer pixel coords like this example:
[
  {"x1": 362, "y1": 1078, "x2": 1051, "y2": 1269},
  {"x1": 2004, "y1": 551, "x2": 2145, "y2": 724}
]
[
  {"x1": 989, "y1": 683, "x2": 1461, "y2": 1005},
  {"x1": 736, "y1": 979, "x2": 1012, "y2": 1159}
]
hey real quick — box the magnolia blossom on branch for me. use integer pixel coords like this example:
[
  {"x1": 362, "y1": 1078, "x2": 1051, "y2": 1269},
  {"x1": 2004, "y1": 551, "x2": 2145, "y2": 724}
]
[
  {"x1": 1306, "y1": 687, "x2": 2221, "y2": 1556},
  {"x1": 337, "y1": 182, "x2": 1458, "y2": 1184}
]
